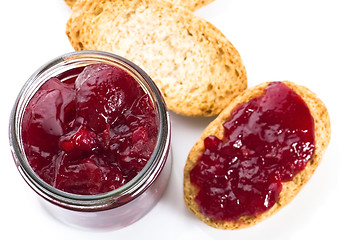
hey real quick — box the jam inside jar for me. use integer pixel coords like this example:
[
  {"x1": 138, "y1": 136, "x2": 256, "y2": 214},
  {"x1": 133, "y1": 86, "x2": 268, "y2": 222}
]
[{"x1": 9, "y1": 51, "x2": 171, "y2": 230}]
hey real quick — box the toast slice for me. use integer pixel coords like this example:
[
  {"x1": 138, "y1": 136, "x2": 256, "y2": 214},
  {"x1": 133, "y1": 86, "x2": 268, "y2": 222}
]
[
  {"x1": 65, "y1": 0, "x2": 215, "y2": 11},
  {"x1": 183, "y1": 81, "x2": 331, "y2": 229},
  {"x1": 66, "y1": 0, "x2": 247, "y2": 116}
]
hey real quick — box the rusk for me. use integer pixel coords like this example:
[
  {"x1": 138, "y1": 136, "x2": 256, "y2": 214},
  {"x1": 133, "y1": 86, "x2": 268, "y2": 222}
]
[
  {"x1": 66, "y1": 0, "x2": 247, "y2": 116},
  {"x1": 65, "y1": 0, "x2": 215, "y2": 11},
  {"x1": 183, "y1": 81, "x2": 331, "y2": 229}
]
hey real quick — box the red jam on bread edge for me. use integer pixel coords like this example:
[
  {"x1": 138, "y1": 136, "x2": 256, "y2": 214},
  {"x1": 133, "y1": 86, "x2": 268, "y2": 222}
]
[
  {"x1": 189, "y1": 82, "x2": 315, "y2": 221},
  {"x1": 21, "y1": 63, "x2": 158, "y2": 195}
]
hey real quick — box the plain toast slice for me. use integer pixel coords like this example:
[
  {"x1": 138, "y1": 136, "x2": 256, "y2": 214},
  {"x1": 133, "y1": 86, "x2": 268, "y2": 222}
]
[
  {"x1": 66, "y1": 0, "x2": 247, "y2": 116},
  {"x1": 65, "y1": 0, "x2": 215, "y2": 11}
]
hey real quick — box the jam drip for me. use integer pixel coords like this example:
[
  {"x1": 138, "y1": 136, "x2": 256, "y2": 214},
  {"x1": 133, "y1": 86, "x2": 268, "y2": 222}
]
[
  {"x1": 22, "y1": 63, "x2": 158, "y2": 195},
  {"x1": 189, "y1": 82, "x2": 315, "y2": 221}
]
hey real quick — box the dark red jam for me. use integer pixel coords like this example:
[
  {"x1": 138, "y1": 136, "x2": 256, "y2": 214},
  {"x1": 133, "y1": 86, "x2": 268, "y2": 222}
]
[
  {"x1": 22, "y1": 63, "x2": 158, "y2": 195},
  {"x1": 189, "y1": 82, "x2": 315, "y2": 221}
]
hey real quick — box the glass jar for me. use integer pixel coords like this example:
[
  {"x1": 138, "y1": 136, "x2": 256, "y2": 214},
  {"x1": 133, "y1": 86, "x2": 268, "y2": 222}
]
[{"x1": 9, "y1": 50, "x2": 172, "y2": 230}]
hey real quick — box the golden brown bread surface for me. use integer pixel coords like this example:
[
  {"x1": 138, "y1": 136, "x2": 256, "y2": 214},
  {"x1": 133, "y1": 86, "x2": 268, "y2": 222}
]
[
  {"x1": 65, "y1": 0, "x2": 215, "y2": 11},
  {"x1": 183, "y1": 81, "x2": 331, "y2": 229},
  {"x1": 166, "y1": 0, "x2": 215, "y2": 11},
  {"x1": 64, "y1": 0, "x2": 76, "y2": 8},
  {"x1": 66, "y1": 0, "x2": 247, "y2": 116}
]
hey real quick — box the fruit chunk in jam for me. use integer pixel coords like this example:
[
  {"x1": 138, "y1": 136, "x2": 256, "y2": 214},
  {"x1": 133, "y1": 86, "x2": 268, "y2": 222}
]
[
  {"x1": 189, "y1": 82, "x2": 315, "y2": 221},
  {"x1": 21, "y1": 63, "x2": 158, "y2": 195}
]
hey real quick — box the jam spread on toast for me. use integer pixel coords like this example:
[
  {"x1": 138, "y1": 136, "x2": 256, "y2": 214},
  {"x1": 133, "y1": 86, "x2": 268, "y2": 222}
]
[{"x1": 190, "y1": 82, "x2": 315, "y2": 221}]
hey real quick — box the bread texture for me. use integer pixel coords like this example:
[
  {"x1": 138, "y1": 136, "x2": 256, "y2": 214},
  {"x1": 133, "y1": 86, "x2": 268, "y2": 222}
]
[
  {"x1": 183, "y1": 81, "x2": 331, "y2": 229},
  {"x1": 65, "y1": 0, "x2": 76, "y2": 8},
  {"x1": 65, "y1": 0, "x2": 215, "y2": 11},
  {"x1": 66, "y1": 0, "x2": 247, "y2": 116},
  {"x1": 166, "y1": 0, "x2": 215, "y2": 11}
]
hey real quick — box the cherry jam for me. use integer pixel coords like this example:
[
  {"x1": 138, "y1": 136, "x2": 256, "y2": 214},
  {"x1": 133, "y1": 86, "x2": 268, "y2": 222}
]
[
  {"x1": 190, "y1": 82, "x2": 315, "y2": 221},
  {"x1": 21, "y1": 63, "x2": 158, "y2": 195},
  {"x1": 10, "y1": 51, "x2": 171, "y2": 229}
]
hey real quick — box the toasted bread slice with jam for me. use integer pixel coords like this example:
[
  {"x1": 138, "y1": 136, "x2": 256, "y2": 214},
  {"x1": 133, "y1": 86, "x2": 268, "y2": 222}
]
[{"x1": 183, "y1": 81, "x2": 331, "y2": 229}]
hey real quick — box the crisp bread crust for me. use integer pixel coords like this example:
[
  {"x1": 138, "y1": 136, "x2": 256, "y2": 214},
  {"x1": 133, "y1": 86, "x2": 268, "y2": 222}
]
[
  {"x1": 183, "y1": 81, "x2": 331, "y2": 229},
  {"x1": 64, "y1": 0, "x2": 76, "y2": 8},
  {"x1": 168, "y1": 0, "x2": 215, "y2": 11},
  {"x1": 65, "y1": 0, "x2": 215, "y2": 11},
  {"x1": 66, "y1": 0, "x2": 247, "y2": 116}
]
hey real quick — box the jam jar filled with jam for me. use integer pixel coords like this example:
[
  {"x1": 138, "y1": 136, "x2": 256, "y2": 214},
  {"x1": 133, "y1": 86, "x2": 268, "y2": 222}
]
[{"x1": 9, "y1": 50, "x2": 172, "y2": 230}]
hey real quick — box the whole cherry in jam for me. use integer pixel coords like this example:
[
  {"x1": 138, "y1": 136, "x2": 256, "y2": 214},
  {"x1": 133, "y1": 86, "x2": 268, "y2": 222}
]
[
  {"x1": 22, "y1": 63, "x2": 158, "y2": 195},
  {"x1": 189, "y1": 82, "x2": 315, "y2": 221}
]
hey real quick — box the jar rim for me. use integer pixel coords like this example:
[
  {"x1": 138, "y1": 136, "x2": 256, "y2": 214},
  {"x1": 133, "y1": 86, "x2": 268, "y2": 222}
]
[{"x1": 9, "y1": 50, "x2": 171, "y2": 210}]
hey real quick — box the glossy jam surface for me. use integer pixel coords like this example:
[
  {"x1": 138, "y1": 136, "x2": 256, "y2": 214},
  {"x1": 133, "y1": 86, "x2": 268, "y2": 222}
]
[
  {"x1": 190, "y1": 82, "x2": 315, "y2": 221},
  {"x1": 22, "y1": 63, "x2": 158, "y2": 195}
]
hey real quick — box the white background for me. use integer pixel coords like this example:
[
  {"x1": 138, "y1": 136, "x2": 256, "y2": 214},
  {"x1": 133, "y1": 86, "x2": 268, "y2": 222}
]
[{"x1": 1, "y1": 0, "x2": 360, "y2": 239}]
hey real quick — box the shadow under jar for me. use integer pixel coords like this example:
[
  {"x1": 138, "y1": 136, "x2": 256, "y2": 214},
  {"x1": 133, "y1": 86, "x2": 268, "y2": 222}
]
[{"x1": 9, "y1": 50, "x2": 172, "y2": 230}]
